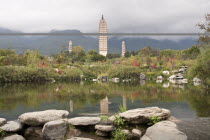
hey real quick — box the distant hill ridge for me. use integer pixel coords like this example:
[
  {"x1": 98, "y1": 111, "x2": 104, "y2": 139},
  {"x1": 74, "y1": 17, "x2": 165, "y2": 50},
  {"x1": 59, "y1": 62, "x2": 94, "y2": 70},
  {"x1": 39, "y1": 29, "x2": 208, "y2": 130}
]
[{"x1": 0, "y1": 27, "x2": 197, "y2": 55}]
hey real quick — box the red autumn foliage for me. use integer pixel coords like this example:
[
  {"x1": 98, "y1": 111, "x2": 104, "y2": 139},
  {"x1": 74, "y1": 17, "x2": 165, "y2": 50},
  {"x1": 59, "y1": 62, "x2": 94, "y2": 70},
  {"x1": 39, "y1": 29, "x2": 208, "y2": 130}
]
[
  {"x1": 37, "y1": 62, "x2": 48, "y2": 68},
  {"x1": 132, "y1": 60, "x2": 139, "y2": 67},
  {"x1": 150, "y1": 64, "x2": 157, "y2": 69},
  {"x1": 132, "y1": 92, "x2": 139, "y2": 98}
]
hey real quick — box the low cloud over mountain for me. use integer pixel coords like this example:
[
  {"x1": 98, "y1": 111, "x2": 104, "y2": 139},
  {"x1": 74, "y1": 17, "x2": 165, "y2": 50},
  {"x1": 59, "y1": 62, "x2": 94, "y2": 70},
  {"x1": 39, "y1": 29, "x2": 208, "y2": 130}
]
[{"x1": 0, "y1": 28, "x2": 197, "y2": 55}]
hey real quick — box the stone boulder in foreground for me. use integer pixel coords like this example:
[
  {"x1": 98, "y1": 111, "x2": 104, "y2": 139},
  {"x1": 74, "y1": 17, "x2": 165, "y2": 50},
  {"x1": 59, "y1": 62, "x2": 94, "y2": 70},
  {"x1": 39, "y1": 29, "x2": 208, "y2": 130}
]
[
  {"x1": 42, "y1": 120, "x2": 68, "y2": 140},
  {"x1": 24, "y1": 126, "x2": 43, "y2": 140},
  {"x1": 2, "y1": 134, "x2": 25, "y2": 140},
  {"x1": 68, "y1": 117, "x2": 100, "y2": 126},
  {"x1": 95, "y1": 125, "x2": 115, "y2": 132},
  {"x1": 18, "y1": 110, "x2": 69, "y2": 126},
  {"x1": 119, "y1": 107, "x2": 170, "y2": 124},
  {"x1": 141, "y1": 121, "x2": 187, "y2": 140},
  {"x1": 0, "y1": 118, "x2": 6, "y2": 126},
  {"x1": 67, "y1": 137, "x2": 94, "y2": 140},
  {"x1": 0, "y1": 120, "x2": 23, "y2": 132}
]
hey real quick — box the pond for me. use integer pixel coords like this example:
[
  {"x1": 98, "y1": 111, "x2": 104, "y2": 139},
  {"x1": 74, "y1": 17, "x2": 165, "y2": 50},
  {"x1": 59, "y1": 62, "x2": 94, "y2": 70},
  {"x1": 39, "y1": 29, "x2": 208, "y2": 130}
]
[{"x1": 0, "y1": 81, "x2": 209, "y2": 120}]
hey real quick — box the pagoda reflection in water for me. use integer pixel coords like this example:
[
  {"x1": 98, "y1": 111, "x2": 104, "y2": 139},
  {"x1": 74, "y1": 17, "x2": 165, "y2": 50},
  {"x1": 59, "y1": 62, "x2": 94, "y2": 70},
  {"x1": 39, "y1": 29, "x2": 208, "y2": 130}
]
[{"x1": 69, "y1": 96, "x2": 127, "y2": 115}]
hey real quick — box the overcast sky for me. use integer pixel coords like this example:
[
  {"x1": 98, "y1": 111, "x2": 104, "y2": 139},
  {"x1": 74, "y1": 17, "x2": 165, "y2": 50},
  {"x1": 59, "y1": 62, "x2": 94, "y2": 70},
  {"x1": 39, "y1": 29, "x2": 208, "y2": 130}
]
[{"x1": 0, "y1": 0, "x2": 209, "y2": 33}]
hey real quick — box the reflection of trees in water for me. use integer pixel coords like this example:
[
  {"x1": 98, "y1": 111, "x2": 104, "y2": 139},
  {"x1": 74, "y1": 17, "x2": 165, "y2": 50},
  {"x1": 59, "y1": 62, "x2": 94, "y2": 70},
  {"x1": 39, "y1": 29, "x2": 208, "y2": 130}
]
[
  {"x1": 184, "y1": 90, "x2": 210, "y2": 117},
  {"x1": 0, "y1": 82, "x2": 209, "y2": 117}
]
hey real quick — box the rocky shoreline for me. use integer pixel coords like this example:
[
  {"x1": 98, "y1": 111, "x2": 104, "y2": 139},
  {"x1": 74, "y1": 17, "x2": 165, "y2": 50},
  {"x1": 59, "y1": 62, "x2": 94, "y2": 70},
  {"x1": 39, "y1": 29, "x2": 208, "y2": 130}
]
[{"x1": 0, "y1": 107, "x2": 187, "y2": 140}]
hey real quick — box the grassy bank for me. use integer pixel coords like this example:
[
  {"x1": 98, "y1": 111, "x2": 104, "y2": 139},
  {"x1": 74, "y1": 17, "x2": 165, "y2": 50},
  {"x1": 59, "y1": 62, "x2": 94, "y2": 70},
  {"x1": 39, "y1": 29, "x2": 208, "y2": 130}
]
[{"x1": 0, "y1": 66, "x2": 82, "y2": 83}]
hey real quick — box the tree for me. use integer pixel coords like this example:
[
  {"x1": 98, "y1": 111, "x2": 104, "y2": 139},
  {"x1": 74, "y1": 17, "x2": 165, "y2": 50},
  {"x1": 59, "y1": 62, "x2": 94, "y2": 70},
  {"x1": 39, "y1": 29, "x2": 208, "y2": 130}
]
[
  {"x1": 87, "y1": 50, "x2": 106, "y2": 62},
  {"x1": 124, "y1": 51, "x2": 130, "y2": 58},
  {"x1": 146, "y1": 57, "x2": 152, "y2": 67},
  {"x1": 139, "y1": 46, "x2": 159, "y2": 57},
  {"x1": 189, "y1": 49, "x2": 210, "y2": 86},
  {"x1": 130, "y1": 51, "x2": 137, "y2": 56},
  {"x1": 0, "y1": 48, "x2": 16, "y2": 56},
  {"x1": 71, "y1": 46, "x2": 86, "y2": 62},
  {"x1": 53, "y1": 51, "x2": 69, "y2": 64},
  {"x1": 0, "y1": 48, "x2": 17, "y2": 66},
  {"x1": 24, "y1": 50, "x2": 42, "y2": 66},
  {"x1": 107, "y1": 53, "x2": 121, "y2": 59},
  {"x1": 182, "y1": 46, "x2": 200, "y2": 60},
  {"x1": 160, "y1": 49, "x2": 176, "y2": 59},
  {"x1": 139, "y1": 46, "x2": 153, "y2": 57},
  {"x1": 197, "y1": 14, "x2": 210, "y2": 48},
  {"x1": 87, "y1": 50, "x2": 98, "y2": 55}
]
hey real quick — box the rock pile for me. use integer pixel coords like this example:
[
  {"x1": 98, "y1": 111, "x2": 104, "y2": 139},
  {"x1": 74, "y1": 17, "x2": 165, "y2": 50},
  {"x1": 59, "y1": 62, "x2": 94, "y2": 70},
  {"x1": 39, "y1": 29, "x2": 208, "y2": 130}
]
[{"x1": 0, "y1": 107, "x2": 187, "y2": 140}]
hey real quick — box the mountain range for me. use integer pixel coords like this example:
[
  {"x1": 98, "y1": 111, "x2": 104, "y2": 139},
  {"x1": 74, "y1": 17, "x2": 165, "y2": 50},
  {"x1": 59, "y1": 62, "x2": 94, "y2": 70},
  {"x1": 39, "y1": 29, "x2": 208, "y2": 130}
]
[{"x1": 0, "y1": 27, "x2": 198, "y2": 55}]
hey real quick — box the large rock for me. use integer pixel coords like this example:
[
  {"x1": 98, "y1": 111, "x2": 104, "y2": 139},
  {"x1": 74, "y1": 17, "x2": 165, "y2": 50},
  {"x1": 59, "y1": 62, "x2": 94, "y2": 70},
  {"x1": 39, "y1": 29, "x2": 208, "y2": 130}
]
[
  {"x1": 95, "y1": 130, "x2": 108, "y2": 137},
  {"x1": 0, "y1": 120, "x2": 23, "y2": 132},
  {"x1": 95, "y1": 125, "x2": 115, "y2": 132},
  {"x1": 167, "y1": 116, "x2": 180, "y2": 123},
  {"x1": 66, "y1": 128, "x2": 82, "y2": 138},
  {"x1": 122, "y1": 129, "x2": 134, "y2": 139},
  {"x1": 24, "y1": 126, "x2": 43, "y2": 140},
  {"x1": 67, "y1": 138, "x2": 93, "y2": 140},
  {"x1": 119, "y1": 107, "x2": 170, "y2": 124},
  {"x1": 157, "y1": 76, "x2": 163, "y2": 80},
  {"x1": 2, "y1": 134, "x2": 25, "y2": 140},
  {"x1": 140, "y1": 121, "x2": 187, "y2": 140},
  {"x1": 140, "y1": 74, "x2": 146, "y2": 80},
  {"x1": 132, "y1": 128, "x2": 142, "y2": 138},
  {"x1": 42, "y1": 120, "x2": 68, "y2": 140},
  {"x1": 193, "y1": 77, "x2": 201, "y2": 83},
  {"x1": 68, "y1": 117, "x2": 100, "y2": 126},
  {"x1": 18, "y1": 110, "x2": 69, "y2": 126},
  {"x1": 169, "y1": 75, "x2": 176, "y2": 80},
  {"x1": 162, "y1": 71, "x2": 169, "y2": 75},
  {"x1": 0, "y1": 118, "x2": 6, "y2": 126}
]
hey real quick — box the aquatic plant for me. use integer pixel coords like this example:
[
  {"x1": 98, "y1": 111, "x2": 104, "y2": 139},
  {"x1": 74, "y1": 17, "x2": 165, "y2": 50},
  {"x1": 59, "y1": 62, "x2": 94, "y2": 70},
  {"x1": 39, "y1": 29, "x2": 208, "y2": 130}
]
[
  {"x1": 147, "y1": 116, "x2": 160, "y2": 125},
  {"x1": 118, "y1": 104, "x2": 126, "y2": 113}
]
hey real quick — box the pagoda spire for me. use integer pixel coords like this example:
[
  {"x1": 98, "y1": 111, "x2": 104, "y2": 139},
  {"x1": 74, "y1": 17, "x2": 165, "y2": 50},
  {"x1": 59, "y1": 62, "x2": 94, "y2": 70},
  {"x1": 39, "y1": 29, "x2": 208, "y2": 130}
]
[{"x1": 102, "y1": 15, "x2": 104, "y2": 19}]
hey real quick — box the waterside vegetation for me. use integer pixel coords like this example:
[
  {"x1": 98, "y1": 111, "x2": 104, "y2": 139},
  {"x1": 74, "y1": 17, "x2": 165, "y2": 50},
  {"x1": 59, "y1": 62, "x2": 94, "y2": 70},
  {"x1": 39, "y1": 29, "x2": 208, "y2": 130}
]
[
  {"x1": 0, "y1": 14, "x2": 209, "y2": 88},
  {"x1": 0, "y1": 45, "x2": 209, "y2": 86}
]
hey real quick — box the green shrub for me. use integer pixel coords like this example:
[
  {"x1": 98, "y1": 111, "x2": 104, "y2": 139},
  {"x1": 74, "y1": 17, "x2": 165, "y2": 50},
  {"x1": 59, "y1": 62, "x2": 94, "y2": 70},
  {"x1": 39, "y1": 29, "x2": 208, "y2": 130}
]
[
  {"x1": 0, "y1": 66, "x2": 57, "y2": 82},
  {"x1": 100, "y1": 115, "x2": 109, "y2": 121},
  {"x1": 113, "y1": 115, "x2": 125, "y2": 127},
  {"x1": 68, "y1": 124, "x2": 75, "y2": 129},
  {"x1": 146, "y1": 72, "x2": 156, "y2": 80},
  {"x1": 147, "y1": 116, "x2": 160, "y2": 125},
  {"x1": 188, "y1": 49, "x2": 210, "y2": 86},
  {"x1": 118, "y1": 104, "x2": 126, "y2": 113},
  {"x1": 0, "y1": 66, "x2": 83, "y2": 83},
  {"x1": 108, "y1": 66, "x2": 142, "y2": 80},
  {"x1": 60, "y1": 67, "x2": 82, "y2": 81},
  {"x1": 82, "y1": 69, "x2": 97, "y2": 80},
  {"x1": 0, "y1": 129, "x2": 6, "y2": 137},
  {"x1": 112, "y1": 128, "x2": 128, "y2": 140}
]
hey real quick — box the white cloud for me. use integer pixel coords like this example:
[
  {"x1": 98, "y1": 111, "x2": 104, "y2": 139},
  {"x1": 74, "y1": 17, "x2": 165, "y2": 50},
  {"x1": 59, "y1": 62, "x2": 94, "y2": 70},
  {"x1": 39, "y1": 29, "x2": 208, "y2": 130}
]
[{"x1": 0, "y1": 0, "x2": 209, "y2": 33}]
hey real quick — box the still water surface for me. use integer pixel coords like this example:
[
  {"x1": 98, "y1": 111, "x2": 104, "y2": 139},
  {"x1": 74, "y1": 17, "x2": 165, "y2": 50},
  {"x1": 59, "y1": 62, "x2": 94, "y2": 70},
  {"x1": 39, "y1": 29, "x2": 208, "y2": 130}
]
[{"x1": 0, "y1": 81, "x2": 209, "y2": 120}]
